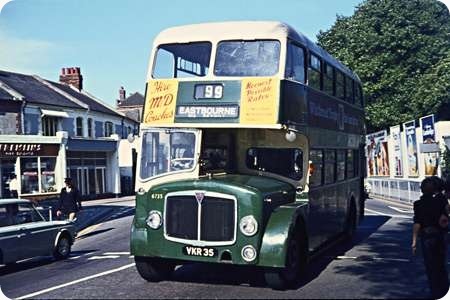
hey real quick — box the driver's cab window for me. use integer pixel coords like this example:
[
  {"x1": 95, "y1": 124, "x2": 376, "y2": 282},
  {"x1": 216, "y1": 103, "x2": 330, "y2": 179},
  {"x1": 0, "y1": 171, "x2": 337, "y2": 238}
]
[
  {"x1": 246, "y1": 147, "x2": 303, "y2": 180},
  {"x1": 140, "y1": 130, "x2": 198, "y2": 179}
]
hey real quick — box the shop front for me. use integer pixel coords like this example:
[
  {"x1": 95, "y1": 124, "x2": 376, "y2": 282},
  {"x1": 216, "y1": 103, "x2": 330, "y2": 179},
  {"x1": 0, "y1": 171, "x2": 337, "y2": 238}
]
[
  {"x1": 0, "y1": 141, "x2": 61, "y2": 199},
  {"x1": 66, "y1": 137, "x2": 120, "y2": 199}
]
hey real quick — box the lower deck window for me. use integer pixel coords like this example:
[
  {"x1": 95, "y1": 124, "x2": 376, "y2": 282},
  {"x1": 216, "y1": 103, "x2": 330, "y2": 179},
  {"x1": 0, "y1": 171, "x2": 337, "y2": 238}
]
[{"x1": 246, "y1": 147, "x2": 303, "y2": 180}]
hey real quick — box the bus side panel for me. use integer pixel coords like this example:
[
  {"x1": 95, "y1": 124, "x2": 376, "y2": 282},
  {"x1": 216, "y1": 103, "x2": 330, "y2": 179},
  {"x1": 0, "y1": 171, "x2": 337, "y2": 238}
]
[
  {"x1": 258, "y1": 203, "x2": 308, "y2": 268},
  {"x1": 279, "y1": 80, "x2": 308, "y2": 126}
]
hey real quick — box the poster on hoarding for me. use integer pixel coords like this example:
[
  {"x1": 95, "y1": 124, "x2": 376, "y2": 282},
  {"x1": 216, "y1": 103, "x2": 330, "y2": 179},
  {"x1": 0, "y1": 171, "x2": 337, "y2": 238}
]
[
  {"x1": 420, "y1": 114, "x2": 439, "y2": 176},
  {"x1": 366, "y1": 130, "x2": 390, "y2": 176},
  {"x1": 390, "y1": 125, "x2": 403, "y2": 177},
  {"x1": 404, "y1": 120, "x2": 419, "y2": 177}
]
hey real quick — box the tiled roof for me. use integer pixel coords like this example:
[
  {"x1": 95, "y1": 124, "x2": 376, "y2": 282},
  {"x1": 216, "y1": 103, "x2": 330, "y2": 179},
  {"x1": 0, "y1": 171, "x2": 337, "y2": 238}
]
[
  {"x1": 0, "y1": 88, "x2": 13, "y2": 100},
  {"x1": 0, "y1": 70, "x2": 82, "y2": 109},
  {"x1": 50, "y1": 81, "x2": 119, "y2": 116},
  {"x1": 118, "y1": 92, "x2": 144, "y2": 107},
  {"x1": 0, "y1": 70, "x2": 135, "y2": 122}
]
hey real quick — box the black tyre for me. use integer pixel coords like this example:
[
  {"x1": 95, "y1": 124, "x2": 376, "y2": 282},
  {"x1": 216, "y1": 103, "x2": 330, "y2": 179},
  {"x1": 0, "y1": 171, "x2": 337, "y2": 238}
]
[
  {"x1": 53, "y1": 235, "x2": 71, "y2": 259},
  {"x1": 264, "y1": 228, "x2": 308, "y2": 290},
  {"x1": 135, "y1": 256, "x2": 175, "y2": 282},
  {"x1": 344, "y1": 202, "x2": 357, "y2": 240}
]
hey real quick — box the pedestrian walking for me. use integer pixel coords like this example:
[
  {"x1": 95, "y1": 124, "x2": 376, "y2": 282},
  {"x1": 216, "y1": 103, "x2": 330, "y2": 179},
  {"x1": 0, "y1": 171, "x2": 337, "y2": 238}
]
[
  {"x1": 8, "y1": 174, "x2": 18, "y2": 198},
  {"x1": 57, "y1": 178, "x2": 82, "y2": 221},
  {"x1": 412, "y1": 177, "x2": 450, "y2": 299}
]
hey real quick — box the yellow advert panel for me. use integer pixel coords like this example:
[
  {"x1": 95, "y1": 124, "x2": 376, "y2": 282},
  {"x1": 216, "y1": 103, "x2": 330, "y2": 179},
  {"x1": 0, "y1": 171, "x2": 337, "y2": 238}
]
[
  {"x1": 143, "y1": 79, "x2": 178, "y2": 124},
  {"x1": 240, "y1": 77, "x2": 279, "y2": 124}
]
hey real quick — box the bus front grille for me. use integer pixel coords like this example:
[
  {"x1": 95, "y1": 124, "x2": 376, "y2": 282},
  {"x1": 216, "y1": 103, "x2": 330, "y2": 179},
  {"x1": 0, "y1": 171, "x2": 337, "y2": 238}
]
[{"x1": 165, "y1": 194, "x2": 236, "y2": 244}]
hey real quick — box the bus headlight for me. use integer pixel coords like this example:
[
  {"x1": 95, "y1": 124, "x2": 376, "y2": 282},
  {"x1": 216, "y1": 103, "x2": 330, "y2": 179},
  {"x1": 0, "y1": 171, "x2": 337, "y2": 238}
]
[
  {"x1": 146, "y1": 210, "x2": 162, "y2": 229},
  {"x1": 241, "y1": 245, "x2": 257, "y2": 262},
  {"x1": 239, "y1": 215, "x2": 258, "y2": 236}
]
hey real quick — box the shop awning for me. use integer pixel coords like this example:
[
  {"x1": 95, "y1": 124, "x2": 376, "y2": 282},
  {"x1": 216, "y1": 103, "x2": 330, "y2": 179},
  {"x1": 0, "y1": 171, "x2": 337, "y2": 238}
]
[{"x1": 40, "y1": 109, "x2": 69, "y2": 118}]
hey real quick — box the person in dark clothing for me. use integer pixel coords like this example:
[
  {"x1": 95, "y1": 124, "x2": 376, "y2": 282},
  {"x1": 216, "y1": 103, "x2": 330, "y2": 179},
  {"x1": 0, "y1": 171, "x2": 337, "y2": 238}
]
[
  {"x1": 412, "y1": 177, "x2": 449, "y2": 299},
  {"x1": 57, "y1": 178, "x2": 82, "y2": 221}
]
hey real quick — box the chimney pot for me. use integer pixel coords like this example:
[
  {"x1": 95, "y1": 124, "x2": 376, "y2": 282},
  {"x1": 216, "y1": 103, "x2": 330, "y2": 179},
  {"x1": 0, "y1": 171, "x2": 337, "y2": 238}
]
[
  {"x1": 119, "y1": 86, "x2": 126, "y2": 101},
  {"x1": 59, "y1": 66, "x2": 83, "y2": 90}
]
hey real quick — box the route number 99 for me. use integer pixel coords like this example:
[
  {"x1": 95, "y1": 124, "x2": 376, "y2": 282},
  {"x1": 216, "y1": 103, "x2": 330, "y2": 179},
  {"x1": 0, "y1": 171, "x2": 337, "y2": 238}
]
[{"x1": 195, "y1": 84, "x2": 223, "y2": 99}]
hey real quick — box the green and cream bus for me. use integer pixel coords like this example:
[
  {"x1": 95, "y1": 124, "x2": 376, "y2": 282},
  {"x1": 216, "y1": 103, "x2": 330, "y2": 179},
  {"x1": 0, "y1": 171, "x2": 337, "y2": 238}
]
[{"x1": 131, "y1": 21, "x2": 365, "y2": 289}]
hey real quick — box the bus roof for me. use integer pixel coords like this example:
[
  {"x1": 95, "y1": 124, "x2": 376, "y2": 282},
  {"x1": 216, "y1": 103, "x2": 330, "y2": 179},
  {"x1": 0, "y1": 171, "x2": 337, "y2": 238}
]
[{"x1": 153, "y1": 21, "x2": 359, "y2": 82}]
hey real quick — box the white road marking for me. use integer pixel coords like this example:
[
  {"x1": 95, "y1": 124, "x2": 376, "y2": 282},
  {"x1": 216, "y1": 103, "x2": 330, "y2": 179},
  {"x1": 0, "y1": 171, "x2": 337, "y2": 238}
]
[
  {"x1": 364, "y1": 208, "x2": 411, "y2": 219},
  {"x1": 103, "y1": 252, "x2": 130, "y2": 256},
  {"x1": 16, "y1": 263, "x2": 136, "y2": 300},
  {"x1": 88, "y1": 255, "x2": 120, "y2": 260},
  {"x1": 336, "y1": 256, "x2": 358, "y2": 259},
  {"x1": 388, "y1": 206, "x2": 413, "y2": 213},
  {"x1": 68, "y1": 256, "x2": 81, "y2": 260}
]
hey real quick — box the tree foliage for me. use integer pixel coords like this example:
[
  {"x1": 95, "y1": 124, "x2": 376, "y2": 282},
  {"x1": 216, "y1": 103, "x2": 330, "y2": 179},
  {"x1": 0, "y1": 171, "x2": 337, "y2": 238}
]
[{"x1": 317, "y1": 0, "x2": 450, "y2": 131}]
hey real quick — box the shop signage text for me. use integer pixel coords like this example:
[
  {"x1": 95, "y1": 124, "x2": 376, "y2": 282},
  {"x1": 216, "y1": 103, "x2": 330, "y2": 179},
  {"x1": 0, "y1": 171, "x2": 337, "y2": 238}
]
[{"x1": 0, "y1": 143, "x2": 59, "y2": 157}]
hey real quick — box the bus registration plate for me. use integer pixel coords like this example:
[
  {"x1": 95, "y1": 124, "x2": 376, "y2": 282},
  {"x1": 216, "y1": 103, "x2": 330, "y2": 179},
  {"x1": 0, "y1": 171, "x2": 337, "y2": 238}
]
[{"x1": 183, "y1": 246, "x2": 217, "y2": 257}]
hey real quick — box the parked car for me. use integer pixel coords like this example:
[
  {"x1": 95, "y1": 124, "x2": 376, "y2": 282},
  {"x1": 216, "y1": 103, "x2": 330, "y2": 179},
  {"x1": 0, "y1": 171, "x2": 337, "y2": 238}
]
[{"x1": 0, "y1": 198, "x2": 76, "y2": 265}]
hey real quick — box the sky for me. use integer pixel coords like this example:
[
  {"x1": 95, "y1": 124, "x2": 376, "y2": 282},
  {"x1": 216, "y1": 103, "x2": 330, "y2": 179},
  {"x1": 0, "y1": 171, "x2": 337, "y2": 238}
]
[{"x1": 0, "y1": 0, "x2": 363, "y2": 107}]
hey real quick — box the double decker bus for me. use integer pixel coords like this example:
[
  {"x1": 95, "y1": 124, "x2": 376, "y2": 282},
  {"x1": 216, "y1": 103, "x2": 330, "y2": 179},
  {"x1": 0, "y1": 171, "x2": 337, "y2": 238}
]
[{"x1": 131, "y1": 21, "x2": 365, "y2": 289}]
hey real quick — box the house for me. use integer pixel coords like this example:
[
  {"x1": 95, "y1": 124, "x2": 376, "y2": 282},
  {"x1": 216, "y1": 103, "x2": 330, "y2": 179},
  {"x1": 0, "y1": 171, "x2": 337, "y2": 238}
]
[
  {"x1": 116, "y1": 86, "x2": 144, "y2": 123},
  {"x1": 0, "y1": 68, "x2": 138, "y2": 200}
]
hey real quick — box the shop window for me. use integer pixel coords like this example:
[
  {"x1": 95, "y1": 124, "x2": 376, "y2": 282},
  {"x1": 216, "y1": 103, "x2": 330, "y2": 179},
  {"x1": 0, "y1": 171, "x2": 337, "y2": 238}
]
[
  {"x1": 41, "y1": 157, "x2": 57, "y2": 193},
  {"x1": 21, "y1": 157, "x2": 39, "y2": 194},
  {"x1": 309, "y1": 150, "x2": 323, "y2": 187},
  {"x1": 285, "y1": 43, "x2": 305, "y2": 83},
  {"x1": 308, "y1": 53, "x2": 322, "y2": 90},
  {"x1": 87, "y1": 118, "x2": 93, "y2": 138},
  {"x1": 335, "y1": 71, "x2": 345, "y2": 100},
  {"x1": 42, "y1": 116, "x2": 58, "y2": 136},
  {"x1": 324, "y1": 150, "x2": 336, "y2": 185},
  {"x1": 76, "y1": 117, "x2": 84, "y2": 137},
  {"x1": 337, "y1": 150, "x2": 346, "y2": 181},
  {"x1": 323, "y1": 63, "x2": 334, "y2": 96},
  {"x1": 105, "y1": 122, "x2": 114, "y2": 137}
]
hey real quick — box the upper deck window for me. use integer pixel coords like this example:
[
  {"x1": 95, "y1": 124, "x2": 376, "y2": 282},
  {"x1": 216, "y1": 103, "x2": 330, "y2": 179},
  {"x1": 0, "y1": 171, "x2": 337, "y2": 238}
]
[
  {"x1": 153, "y1": 42, "x2": 212, "y2": 78},
  {"x1": 285, "y1": 43, "x2": 305, "y2": 83},
  {"x1": 308, "y1": 53, "x2": 322, "y2": 90},
  {"x1": 214, "y1": 40, "x2": 280, "y2": 77}
]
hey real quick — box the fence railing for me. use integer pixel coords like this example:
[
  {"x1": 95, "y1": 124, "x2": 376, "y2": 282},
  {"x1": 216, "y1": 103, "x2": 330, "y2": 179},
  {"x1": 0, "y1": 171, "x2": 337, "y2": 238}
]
[{"x1": 367, "y1": 178, "x2": 421, "y2": 204}]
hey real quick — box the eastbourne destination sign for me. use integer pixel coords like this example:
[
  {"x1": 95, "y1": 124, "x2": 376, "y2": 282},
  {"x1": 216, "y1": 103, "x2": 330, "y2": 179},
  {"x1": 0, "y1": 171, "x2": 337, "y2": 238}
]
[{"x1": 176, "y1": 105, "x2": 239, "y2": 118}]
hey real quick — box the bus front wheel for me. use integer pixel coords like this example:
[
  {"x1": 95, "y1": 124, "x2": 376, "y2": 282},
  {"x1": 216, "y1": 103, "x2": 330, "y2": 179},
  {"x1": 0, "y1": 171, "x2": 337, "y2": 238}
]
[
  {"x1": 135, "y1": 256, "x2": 175, "y2": 282},
  {"x1": 264, "y1": 229, "x2": 308, "y2": 290}
]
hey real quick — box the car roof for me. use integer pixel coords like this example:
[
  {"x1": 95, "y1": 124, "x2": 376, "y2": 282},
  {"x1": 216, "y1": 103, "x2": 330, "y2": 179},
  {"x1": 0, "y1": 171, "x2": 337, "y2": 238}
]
[{"x1": 0, "y1": 198, "x2": 32, "y2": 205}]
